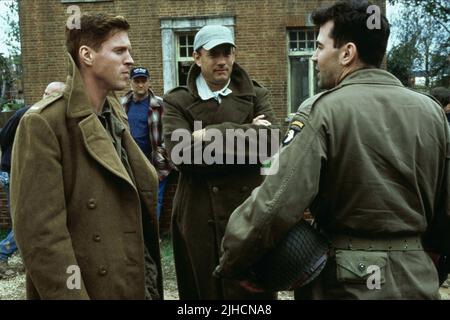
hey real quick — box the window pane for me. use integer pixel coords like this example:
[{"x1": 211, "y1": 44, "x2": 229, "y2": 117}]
[
  {"x1": 188, "y1": 46, "x2": 194, "y2": 56},
  {"x1": 289, "y1": 41, "x2": 297, "y2": 50},
  {"x1": 180, "y1": 36, "x2": 186, "y2": 46},
  {"x1": 188, "y1": 36, "x2": 194, "y2": 45},
  {"x1": 298, "y1": 31, "x2": 306, "y2": 41},
  {"x1": 307, "y1": 31, "x2": 315, "y2": 41},
  {"x1": 299, "y1": 41, "x2": 306, "y2": 50},
  {"x1": 178, "y1": 61, "x2": 194, "y2": 86},
  {"x1": 289, "y1": 31, "x2": 297, "y2": 41},
  {"x1": 290, "y1": 56, "x2": 310, "y2": 113},
  {"x1": 181, "y1": 46, "x2": 190, "y2": 58}
]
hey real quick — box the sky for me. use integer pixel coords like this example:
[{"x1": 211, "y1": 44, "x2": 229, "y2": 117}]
[
  {"x1": 0, "y1": 1, "x2": 397, "y2": 56},
  {"x1": 0, "y1": 0, "x2": 18, "y2": 57}
]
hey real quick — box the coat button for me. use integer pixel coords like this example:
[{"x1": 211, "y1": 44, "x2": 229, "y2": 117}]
[
  {"x1": 93, "y1": 235, "x2": 101, "y2": 242},
  {"x1": 98, "y1": 267, "x2": 108, "y2": 276},
  {"x1": 358, "y1": 262, "x2": 366, "y2": 271},
  {"x1": 212, "y1": 186, "x2": 219, "y2": 193},
  {"x1": 87, "y1": 199, "x2": 97, "y2": 209}
]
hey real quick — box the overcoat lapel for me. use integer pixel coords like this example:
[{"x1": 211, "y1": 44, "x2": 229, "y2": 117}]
[
  {"x1": 78, "y1": 114, "x2": 136, "y2": 190},
  {"x1": 64, "y1": 53, "x2": 136, "y2": 190}
]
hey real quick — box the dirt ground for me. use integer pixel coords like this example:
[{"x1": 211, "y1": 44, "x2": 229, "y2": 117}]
[{"x1": 1, "y1": 243, "x2": 449, "y2": 300}]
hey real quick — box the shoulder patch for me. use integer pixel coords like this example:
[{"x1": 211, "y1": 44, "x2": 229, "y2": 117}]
[
  {"x1": 28, "y1": 92, "x2": 63, "y2": 113},
  {"x1": 282, "y1": 115, "x2": 307, "y2": 146}
]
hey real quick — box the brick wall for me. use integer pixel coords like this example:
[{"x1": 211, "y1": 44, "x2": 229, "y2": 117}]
[
  {"x1": 18, "y1": 0, "x2": 386, "y2": 233},
  {"x1": 20, "y1": 0, "x2": 385, "y2": 113}
]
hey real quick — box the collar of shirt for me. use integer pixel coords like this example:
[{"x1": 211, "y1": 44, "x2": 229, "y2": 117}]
[
  {"x1": 132, "y1": 92, "x2": 149, "y2": 103},
  {"x1": 196, "y1": 74, "x2": 232, "y2": 104}
]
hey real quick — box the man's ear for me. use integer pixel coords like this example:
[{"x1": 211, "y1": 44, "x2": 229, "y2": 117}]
[
  {"x1": 339, "y1": 42, "x2": 358, "y2": 66},
  {"x1": 193, "y1": 50, "x2": 201, "y2": 67},
  {"x1": 79, "y1": 45, "x2": 95, "y2": 67}
]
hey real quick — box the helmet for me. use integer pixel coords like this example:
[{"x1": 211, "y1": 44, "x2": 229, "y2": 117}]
[{"x1": 251, "y1": 219, "x2": 329, "y2": 291}]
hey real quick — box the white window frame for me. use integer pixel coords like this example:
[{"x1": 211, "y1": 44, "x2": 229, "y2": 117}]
[
  {"x1": 287, "y1": 29, "x2": 318, "y2": 117},
  {"x1": 176, "y1": 33, "x2": 195, "y2": 86},
  {"x1": 160, "y1": 16, "x2": 235, "y2": 93}
]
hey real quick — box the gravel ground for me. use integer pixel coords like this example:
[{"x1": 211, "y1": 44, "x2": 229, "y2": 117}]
[
  {"x1": 0, "y1": 252, "x2": 26, "y2": 300},
  {"x1": 1, "y1": 248, "x2": 448, "y2": 300}
]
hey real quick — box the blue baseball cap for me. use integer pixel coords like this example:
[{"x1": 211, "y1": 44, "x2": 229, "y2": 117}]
[
  {"x1": 193, "y1": 25, "x2": 235, "y2": 51},
  {"x1": 130, "y1": 67, "x2": 150, "y2": 79}
]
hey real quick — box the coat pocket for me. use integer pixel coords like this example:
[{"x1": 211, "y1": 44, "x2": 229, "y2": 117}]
[{"x1": 335, "y1": 250, "x2": 387, "y2": 284}]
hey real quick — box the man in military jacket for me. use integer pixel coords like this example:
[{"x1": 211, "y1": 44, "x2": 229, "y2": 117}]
[{"x1": 215, "y1": 2, "x2": 450, "y2": 299}]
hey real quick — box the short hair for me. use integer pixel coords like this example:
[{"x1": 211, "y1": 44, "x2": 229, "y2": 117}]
[
  {"x1": 431, "y1": 87, "x2": 450, "y2": 107},
  {"x1": 66, "y1": 13, "x2": 130, "y2": 67},
  {"x1": 311, "y1": 0, "x2": 390, "y2": 68}
]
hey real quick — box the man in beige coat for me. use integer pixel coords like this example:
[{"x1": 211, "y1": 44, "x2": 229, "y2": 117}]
[{"x1": 10, "y1": 14, "x2": 162, "y2": 299}]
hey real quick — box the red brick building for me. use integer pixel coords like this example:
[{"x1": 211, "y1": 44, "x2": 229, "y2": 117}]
[{"x1": 2, "y1": 0, "x2": 385, "y2": 231}]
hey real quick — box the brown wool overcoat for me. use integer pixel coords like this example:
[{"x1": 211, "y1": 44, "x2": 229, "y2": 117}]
[
  {"x1": 162, "y1": 63, "x2": 279, "y2": 299},
  {"x1": 10, "y1": 56, "x2": 163, "y2": 300}
]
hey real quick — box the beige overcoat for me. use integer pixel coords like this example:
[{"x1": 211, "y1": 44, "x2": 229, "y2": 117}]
[{"x1": 10, "y1": 56, "x2": 162, "y2": 299}]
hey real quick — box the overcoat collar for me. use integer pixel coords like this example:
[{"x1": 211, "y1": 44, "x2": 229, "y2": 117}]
[
  {"x1": 63, "y1": 54, "x2": 138, "y2": 190},
  {"x1": 186, "y1": 62, "x2": 256, "y2": 98},
  {"x1": 65, "y1": 54, "x2": 97, "y2": 118}
]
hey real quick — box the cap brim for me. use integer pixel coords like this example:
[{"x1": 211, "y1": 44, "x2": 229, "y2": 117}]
[
  {"x1": 202, "y1": 39, "x2": 236, "y2": 51},
  {"x1": 131, "y1": 74, "x2": 149, "y2": 79}
]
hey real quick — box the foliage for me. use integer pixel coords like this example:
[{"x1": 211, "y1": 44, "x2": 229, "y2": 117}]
[
  {"x1": 2, "y1": 0, "x2": 21, "y2": 56},
  {"x1": 0, "y1": 1, "x2": 23, "y2": 109},
  {"x1": 387, "y1": 3, "x2": 450, "y2": 89},
  {"x1": 387, "y1": 39, "x2": 418, "y2": 86},
  {"x1": 0, "y1": 229, "x2": 8, "y2": 239},
  {"x1": 388, "y1": 0, "x2": 450, "y2": 33},
  {"x1": 0, "y1": 53, "x2": 24, "y2": 112}
]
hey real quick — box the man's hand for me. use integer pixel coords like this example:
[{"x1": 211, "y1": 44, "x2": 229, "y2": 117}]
[
  {"x1": 252, "y1": 115, "x2": 271, "y2": 127},
  {"x1": 192, "y1": 128, "x2": 205, "y2": 142}
]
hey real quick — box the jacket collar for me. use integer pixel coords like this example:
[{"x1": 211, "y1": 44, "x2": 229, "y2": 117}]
[
  {"x1": 338, "y1": 68, "x2": 404, "y2": 88},
  {"x1": 186, "y1": 62, "x2": 256, "y2": 98},
  {"x1": 65, "y1": 54, "x2": 98, "y2": 118},
  {"x1": 123, "y1": 89, "x2": 161, "y2": 107}
]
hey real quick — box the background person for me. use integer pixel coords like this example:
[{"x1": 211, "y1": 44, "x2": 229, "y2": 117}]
[
  {"x1": 0, "y1": 81, "x2": 65, "y2": 279},
  {"x1": 122, "y1": 67, "x2": 173, "y2": 222},
  {"x1": 430, "y1": 87, "x2": 450, "y2": 124}
]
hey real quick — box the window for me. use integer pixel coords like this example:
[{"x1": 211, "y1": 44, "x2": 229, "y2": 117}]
[
  {"x1": 289, "y1": 29, "x2": 317, "y2": 52},
  {"x1": 287, "y1": 29, "x2": 318, "y2": 115},
  {"x1": 160, "y1": 16, "x2": 235, "y2": 93},
  {"x1": 177, "y1": 33, "x2": 195, "y2": 86}
]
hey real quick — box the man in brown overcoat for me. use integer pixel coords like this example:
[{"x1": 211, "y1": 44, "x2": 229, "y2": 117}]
[
  {"x1": 10, "y1": 14, "x2": 162, "y2": 299},
  {"x1": 163, "y1": 25, "x2": 279, "y2": 299}
]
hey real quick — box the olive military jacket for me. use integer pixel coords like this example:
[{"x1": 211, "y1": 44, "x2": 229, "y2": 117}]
[
  {"x1": 162, "y1": 63, "x2": 279, "y2": 299},
  {"x1": 216, "y1": 69, "x2": 450, "y2": 299},
  {"x1": 10, "y1": 55, "x2": 163, "y2": 299}
]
